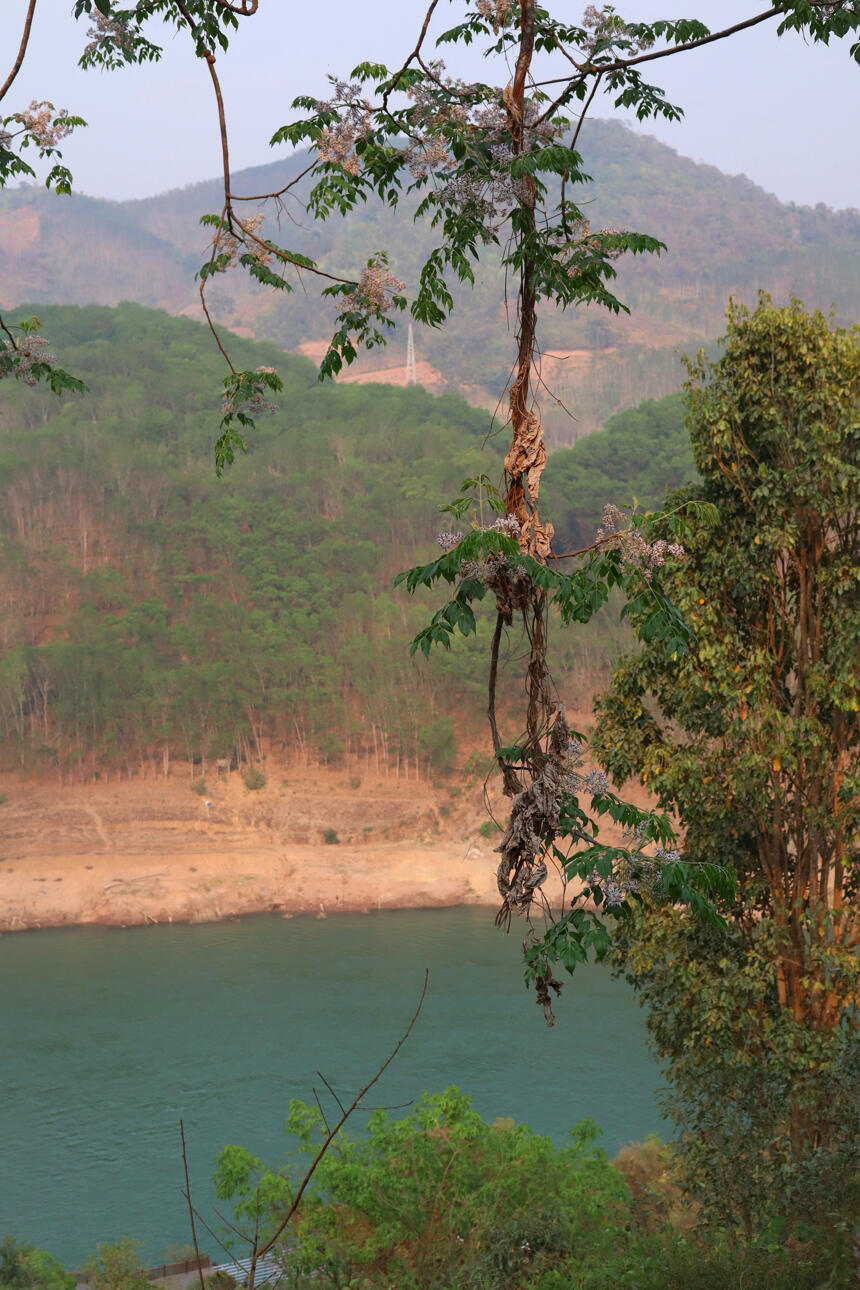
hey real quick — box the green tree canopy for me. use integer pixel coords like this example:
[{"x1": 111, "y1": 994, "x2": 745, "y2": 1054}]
[
  {"x1": 0, "y1": 1238, "x2": 74, "y2": 1290},
  {"x1": 593, "y1": 294, "x2": 860, "y2": 1233}
]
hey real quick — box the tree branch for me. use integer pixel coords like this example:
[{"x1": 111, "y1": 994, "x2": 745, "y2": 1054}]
[
  {"x1": 0, "y1": 0, "x2": 38, "y2": 105},
  {"x1": 249, "y1": 971, "x2": 429, "y2": 1275},
  {"x1": 532, "y1": 7, "x2": 782, "y2": 91},
  {"x1": 381, "y1": 0, "x2": 441, "y2": 110},
  {"x1": 179, "y1": 1119, "x2": 208, "y2": 1290}
]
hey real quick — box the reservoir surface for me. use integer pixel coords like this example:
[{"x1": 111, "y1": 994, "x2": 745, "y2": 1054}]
[{"x1": 1, "y1": 908, "x2": 663, "y2": 1267}]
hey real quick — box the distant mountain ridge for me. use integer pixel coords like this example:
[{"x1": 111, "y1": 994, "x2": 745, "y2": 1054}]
[{"x1": 3, "y1": 120, "x2": 859, "y2": 442}]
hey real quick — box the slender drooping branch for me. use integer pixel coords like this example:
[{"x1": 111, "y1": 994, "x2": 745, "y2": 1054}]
[
  {"x1": 0, "y1": 0, "x2": 37, "y2": 105},
  {"x1": 533, "y1": 5, "x2": 782, "y2": 94},
  {"x1": 171, "y1": 0, "x2": 232, "y2": 204},
  {"x1": 247, "y1": 970, "x2": 429, "y2": 1281},
  {"x1": 179, "y1": 1119, "x2": 208, "y2": 1290}
]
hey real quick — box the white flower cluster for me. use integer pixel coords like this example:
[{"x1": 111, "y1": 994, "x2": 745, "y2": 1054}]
[
  {"x1": 475, "y1": 0, "x2": 514, "y2": 32},
  {"x1": 437, "y1": 531, "x2": 465, "y2": 551},
  {"x1": 562, "y1": 738, "x2": 609, "y2": 799},
  {"x1": 597, "y1": 503, "x2": 685, "y2": 580},
  {"x1": 83, "y1": 12, "x2": 142, "y2": 60},
  {"x1": 581, "y1": 800, "x2": 682, "y2": 910},
  {"x1": 210, "y1": 212, "x2": 269, "y2": 272},
  {"x1": 1, "y1": 334, "x2": 57, "y2": 385},
  {"x1": 582, "y1": 4, "x2": 654, "y2": 57},
  {"x1": 491, "y1": 514, "x2": 521, "y2": 540},
  {"x1": 345, "y1": 259, "x2": 405, "y2": 315},
  {"x1": 406, "y1": 135, "x2": 449, "y2": 182},
  {"x1": 10, "y1": 101, "x2": 75, "y2": 150},
  {"x1": 397, "y1": 68, "x2": 562, "y2": 231},
  {"x1": 314, "y1": 82, "x2": 373, "y2": 176},
  {"x1": 587, "y1": 853, "x2": 663, "y2": 907}
]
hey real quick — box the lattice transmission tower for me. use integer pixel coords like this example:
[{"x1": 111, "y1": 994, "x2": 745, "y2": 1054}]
[{"x1": 406, "y1": 322, "x2": 417, "y2": 386}]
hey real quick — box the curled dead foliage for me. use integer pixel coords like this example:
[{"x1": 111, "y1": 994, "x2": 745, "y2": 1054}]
[
  {"x1": 504, "y1": 409, "x2": 546, "y2": 509},
  {"x1": 503, "y1": 409, "x2": 555, "y2": 560},
  {"x1": 495, "y1": 706, "x2": 573, "y2": 925},
  {"x1": 485, "y1": 400, "x2": 574, "y2": 1025}
]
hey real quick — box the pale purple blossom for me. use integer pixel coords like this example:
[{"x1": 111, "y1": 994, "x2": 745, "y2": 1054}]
[
  {"x1": 491, "y1": 514, "x2": 521, "y2": 539},
  {"x1": 583, "y1": 768, "x2": 609, "y2": 795},
  {"x1": 597, "y1": 502, "x2": 686, "y2": 579},
  {"x1": 1, "y1": 333, "x2": 57, "y2": 385},
  {"x1": 345, "y1": 259, "x2": 405, "y2": 315}
]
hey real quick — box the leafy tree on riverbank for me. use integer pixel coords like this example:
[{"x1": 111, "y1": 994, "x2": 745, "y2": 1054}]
[
  {"x1": 593, "y1": 295, "x2": 860, "y2": 1236},
  {"x1": 0, "y1": 1238, "x2": 73, "y2": 1290},
  {"x1": 79, "y1": 1240, "x2": 149, "y2": 1290}
]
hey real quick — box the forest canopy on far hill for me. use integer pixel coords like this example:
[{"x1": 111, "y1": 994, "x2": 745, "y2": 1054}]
[{"x1": 0, "y1": 304, "x2": 694, "y2": 779}]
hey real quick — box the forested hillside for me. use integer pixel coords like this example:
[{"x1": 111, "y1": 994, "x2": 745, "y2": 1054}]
[
  {"x1": 0, "y1": 305, "x2": 693, "y2": 780},
  {"x1": 2, "y1": 120, "x2": 859, "y2": 441}
]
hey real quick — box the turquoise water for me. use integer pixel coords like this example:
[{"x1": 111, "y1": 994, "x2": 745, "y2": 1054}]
[{"x1": 1, "y1": 908, "x2": 663, "y2": 1268}]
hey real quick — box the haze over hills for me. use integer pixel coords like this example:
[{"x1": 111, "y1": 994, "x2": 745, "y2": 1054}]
[{"x1": 3, "y1": 120, "x2": 859, "y2": 443}]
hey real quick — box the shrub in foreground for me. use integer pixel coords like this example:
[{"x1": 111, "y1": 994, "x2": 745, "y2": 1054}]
[{"x1": 213, "y1": 1086, "x2": 853, "y2": 1290}]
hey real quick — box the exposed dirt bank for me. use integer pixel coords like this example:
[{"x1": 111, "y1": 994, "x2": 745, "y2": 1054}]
[
  {"x1": 0, "y1": 764, "x2": 504, "y2": 932},
  {"x1": 0, "y1": 732, "x2": 650, "y2": 933}
]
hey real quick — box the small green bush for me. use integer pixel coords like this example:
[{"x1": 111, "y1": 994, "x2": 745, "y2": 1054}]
[
  {"x1": 323, "y1": 827, "x2": 340, "y2": 845},
  {"x1": 213, "y1": 1088, "x2": 853, "y2": 1290},
  {"x1": 463, "y1": 749, "x2": 492, "y2": 779},
  {"x1": 480, "y1": 819, "x2": 502, "y2": 838},
  {"x1": 80, "y1": 1238, "x2": 150, "y2": 1290},
  {"x1": 241, "y1": 766, "x2": 266, "y2": 791},
  {"x1": 190, "y1": 778, "x2": 207, "y2": 795},
  {"x1": 0, "y1": 1236, "x2": 74, "y2": 1290}
]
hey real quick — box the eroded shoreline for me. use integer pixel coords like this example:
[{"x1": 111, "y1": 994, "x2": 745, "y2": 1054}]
[{"x1": 0, "y1": 767, "x2": 505, "y2": 933}]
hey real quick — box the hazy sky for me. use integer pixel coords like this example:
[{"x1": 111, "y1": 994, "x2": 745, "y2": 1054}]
[{"x1": 3, "y1": 1, "x2": 858, "y2": 208}]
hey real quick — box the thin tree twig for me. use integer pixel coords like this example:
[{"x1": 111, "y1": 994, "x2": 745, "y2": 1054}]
[
  {"x1": 0, "y1": 313, "x2": 19, "y2": 348},
  {"x1": 231, "y1": 158, "x2": 317, "y2": 204},
  {"x1": 569, "y1": 70, "x2": 601, "y2": 152},
  {"x1": 180, "y1": 1119, "x2": 208, "y2": 1290},
  {"x1": 0, "y1": 0, "x2": 37, "y2": 105},
  {"x1": 532, "y1": 6, "x2": 782, "y2": 92},
  {"x1": 315, "y1": 1070, "x2": 346, "y2": 1116},
  {"x1": 381, "y1": 0, "x2": 441, "y2": 110},
  {"x1": 249, "y1": 970, "x2": 430, "y2": 1276},
  {"x1": 550, "y1": 532, "x2": 624, "y2": 562},
  {"x1": 312, "y1": 1088, "x2": 332, "y2": 1134},
  {"x1": 191, "y1": 1202, "x2": 254, "y2": 1260},
  {"x1": 211, "y1": 1204, "x2": 257, "y2": 1245}
]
